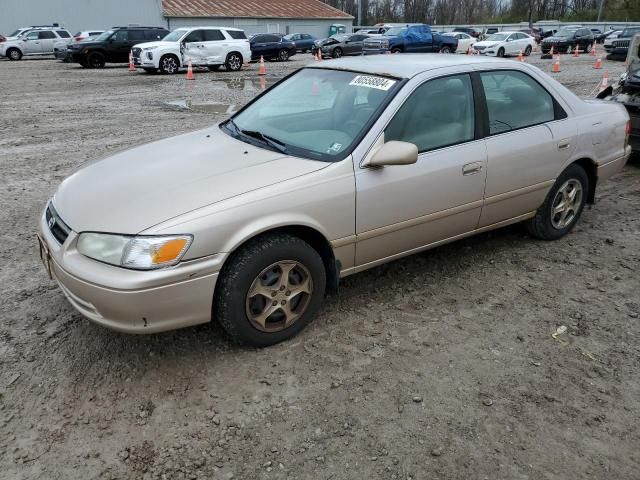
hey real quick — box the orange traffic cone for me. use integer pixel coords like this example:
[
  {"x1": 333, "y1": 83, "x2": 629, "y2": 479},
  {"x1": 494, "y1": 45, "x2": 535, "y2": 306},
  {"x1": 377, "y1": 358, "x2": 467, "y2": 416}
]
[
  {"x1": 594, "y1": 56, "x2": 602, "y2": 69},
  {"x1": 590, "y1": 43, "x2": 597, "y2": 56},
  {"x1": 552, "y1": 55, "x2": 561, "y2": 73},
  {"x1": 467, "y1": 46, "x2": 472, "y2": 56},
  {"x1": 599, "y1": 71, "x2": 609, "y2": 91},
  {"x1": 128, "y1": 52, "x2": 135, "y2": 72},
  {"x1": 186, "y1": 59, "x2": 195, "y2": 80},
  {"x1": 259, "y1": 55, "x2": 266, "y2": 75},
  {"x1": 517, "y1": 50, "x2": 524, "y2": 62}
]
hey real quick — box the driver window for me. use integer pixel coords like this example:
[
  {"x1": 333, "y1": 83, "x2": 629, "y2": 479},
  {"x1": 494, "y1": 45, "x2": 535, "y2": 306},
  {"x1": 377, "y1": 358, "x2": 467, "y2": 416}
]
[
  {"x1": 25, "y1": 31, "x2": 39, "y2": 40},
  {"x1": 184, "y1": 30, "x2": 204, "y2": 43},
  {"x1": 385, "y1": 74, "x2": 475, "y2": 153},
  {"x1": 113, "y1": 30, "x2": 128, "y2": 42}
]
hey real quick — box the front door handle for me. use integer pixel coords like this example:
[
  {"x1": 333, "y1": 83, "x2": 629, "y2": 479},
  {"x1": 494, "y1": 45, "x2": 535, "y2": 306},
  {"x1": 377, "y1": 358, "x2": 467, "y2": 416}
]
[
  {"x1": 558, "y1": 140, "x2": 571, "y2": 150},
  {"x1": 462, "y1": 162, "x2": 483, "y2": 175}
]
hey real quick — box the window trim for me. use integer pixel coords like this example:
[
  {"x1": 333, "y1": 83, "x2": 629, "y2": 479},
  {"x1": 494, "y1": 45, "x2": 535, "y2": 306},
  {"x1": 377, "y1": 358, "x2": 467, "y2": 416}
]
[
  {"x1": 383, "y1": 72, "x2": 480, "y2": 156},
  {"x1": 475, "y1": 68, "x2": 567, "y2": 138}
]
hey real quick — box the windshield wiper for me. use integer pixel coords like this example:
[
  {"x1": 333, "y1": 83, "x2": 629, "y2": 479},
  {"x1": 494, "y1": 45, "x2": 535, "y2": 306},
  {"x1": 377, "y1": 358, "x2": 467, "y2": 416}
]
[{"x1": 224, "y1": 119, "x2": 288, "y2": 154}]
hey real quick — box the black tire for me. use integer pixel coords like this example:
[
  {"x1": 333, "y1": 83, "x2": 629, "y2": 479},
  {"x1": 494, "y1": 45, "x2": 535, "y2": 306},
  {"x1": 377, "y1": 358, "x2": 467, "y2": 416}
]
[
  {"x1": 524, "y1": 45, "x2": 532, "y2": 56},
  {"x1": 526, "y1": 164, "x2": 589, "y2": 240},
  {"x1": 278, "y1": 49, "x2": 290, "y2": 61},
  {"x1": 159, "y1": 54, "x2": 180, "y2": 74},
  {"x1": 497, "y1": 47, "x2": 505, "y2": 57},
  {"x1": 439, "y1": 46, "x2": 452, "y2": 54},
  {"x1": 225, "y1": 52, "x2": 243, "y2": 71},
  {"x1": 391, "y1": 47, "x2": 403, "y2": 54},
  {"x1": 208, "y1": 65, "x2": 221, "y2": 71},
  {"x1": 332, "y1": 47, "x2": 343, "y2": 58},
  {"x1": 142, "y1": 67, "x2": 157, "y2": 74},
  {"x1": 214, "y1": 234, "x2": 327, "y2": 347},
  {"x1": 7, "y1": 48, "x2": 22, "y2": 61},
  {"x1": 87, "y1": 52, "x2": 105, "y2": 68}
]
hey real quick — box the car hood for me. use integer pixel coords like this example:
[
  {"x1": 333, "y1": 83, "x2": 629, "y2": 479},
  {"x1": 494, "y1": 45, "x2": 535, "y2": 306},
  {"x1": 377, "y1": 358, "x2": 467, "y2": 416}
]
[
  {"x1": 133, "y1": 41, "x2": 174, "y2": 49},
  {"x1": 53, "y1": 126, "x2": 328, "y2": 234}
]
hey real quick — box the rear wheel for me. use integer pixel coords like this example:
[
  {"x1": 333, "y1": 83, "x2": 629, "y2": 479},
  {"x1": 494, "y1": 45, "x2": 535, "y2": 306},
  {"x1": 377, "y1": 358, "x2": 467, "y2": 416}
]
[
  {"x1": 87, "y1": 52, "x2": 105, "y2": 68},
  {"x1": 526, "y1": 164, "x2": 589, "y2": 240},
  {"x1": 7, "y1": 48, "x2": 22, "y2": 61},
  {"x1": 214, "y1": 234, "x2": 326, "y2": 347},
  {"x1": 332, "y1": 47, "x2": 343, "y2": 58},
  {"x1": 585, "y1": 43, "x2": 592, "y2": 53},
  {"x1": 391, "y1": 47, "x2": 403, "y2": 54},
  {"x1": 159, "y1": 54, "x2": 179, "y2": 74},
  {"x1": 225, "y1": 52, "x2": 243, "y2": 71},
  {"x1": 439, "y1": 46, "x2": 452, "y2": 54}
]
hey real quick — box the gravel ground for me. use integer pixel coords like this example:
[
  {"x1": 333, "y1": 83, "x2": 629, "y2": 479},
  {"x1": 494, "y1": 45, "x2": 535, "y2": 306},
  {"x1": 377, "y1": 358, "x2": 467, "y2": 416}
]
[{"x1": 1, "y1": 52, "x2": 639, "y2": 480}]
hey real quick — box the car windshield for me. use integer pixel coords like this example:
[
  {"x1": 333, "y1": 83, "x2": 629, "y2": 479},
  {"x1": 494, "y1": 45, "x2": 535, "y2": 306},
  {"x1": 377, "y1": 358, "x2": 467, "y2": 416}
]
[
  {"x1": 224, "y1": 68, "x2": 401, "y2": 162},
  {"x1": 94, "y1": 30, "x2": 114, "y2": 41},
  {"x1": 487, "y1": 33, "x2": 509, "y2": 41},
  {"x1": 9, "y1": 29, "x2": 23, "y2": 37},
  {"x1": 555, "y1": 30, "x2": 575, "y2": 38},
  {"x1": 622, "y1": 28, "x2": 640, "y2": 37},
  {"x1": 163, "y1": 29, "x2": 187, "y2": 42},
  {"x1": 385, "y1": 27, "x2": 407, "y2": 36}
]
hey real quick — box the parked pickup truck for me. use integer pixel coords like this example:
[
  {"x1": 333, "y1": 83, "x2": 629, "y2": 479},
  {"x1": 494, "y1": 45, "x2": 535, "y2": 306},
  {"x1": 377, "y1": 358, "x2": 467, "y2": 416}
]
[{"x1": 362, "y1": 24, "x2": 458, "y2": 54}]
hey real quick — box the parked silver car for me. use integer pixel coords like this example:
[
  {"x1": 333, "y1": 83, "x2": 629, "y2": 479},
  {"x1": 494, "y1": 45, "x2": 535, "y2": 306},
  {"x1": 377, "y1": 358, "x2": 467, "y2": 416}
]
[
  {"x1": 0, "y1": 27, "x2": 73, "y2": 60},
  {"x1": 38, "y1": 55, "x2": 631, "y2": 346}
]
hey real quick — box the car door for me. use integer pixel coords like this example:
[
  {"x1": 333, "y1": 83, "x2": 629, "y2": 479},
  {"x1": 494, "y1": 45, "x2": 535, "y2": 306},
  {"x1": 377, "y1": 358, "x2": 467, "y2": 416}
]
[
  {"x1": 202, "y1": 29, "x2": 225, "y2": 64},
  {"x1": 354, "y1": 72, "x2": 487, "y2": 267},
  {"x1": 182, "y1": 29, "x2": 206, "y2": 64},
  {"x1": 21, "y1": 31, "x2": 42, "y2": 54},
  {"x1": 108, "y1": 30, "x2": 131, "y2": 62},
  {"x1": 345, "y1": 34, "x2": 364, "y2": 54},
  {"x1": 250, "y1": 34, "x2": 269, "y2": 60},
  {"x1": 477, "y1": 69, "x2": 576, "y2": 227},
  {"x1": 37, "y1": 31, "x2": 57, "y2": 54}
]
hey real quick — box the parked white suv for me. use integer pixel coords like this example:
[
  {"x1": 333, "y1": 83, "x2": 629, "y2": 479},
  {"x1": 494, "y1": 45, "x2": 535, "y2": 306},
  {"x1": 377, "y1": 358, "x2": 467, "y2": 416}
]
[
  {"x1": 132, "y1": 27, "x2": 251, "y2": 74},
  {"x1": 0, "y1": 27, "x2": 73, "y2": 60}
]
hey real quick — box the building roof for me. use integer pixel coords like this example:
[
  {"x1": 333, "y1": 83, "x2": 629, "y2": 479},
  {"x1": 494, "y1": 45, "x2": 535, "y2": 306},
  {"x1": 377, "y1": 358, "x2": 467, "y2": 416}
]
[
  {"x1": 162, "y1": 0, "x2": 354, "y2": 20},
  {"x1": 306, "y1": 54, "x2": 535, "y2": 79}
]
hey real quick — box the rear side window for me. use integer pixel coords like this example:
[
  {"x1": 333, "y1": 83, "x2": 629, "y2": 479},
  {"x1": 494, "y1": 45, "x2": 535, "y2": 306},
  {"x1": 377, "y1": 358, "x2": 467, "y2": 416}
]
[
  {"x1": 204, "y1": 30, "x2": 225, "y2": 41},
  {"x1": 480, "y1": 70, "x2": 555, "y2": 135},
  {"x1": 56, "y1": 30, "x2": 71, "y2": 38},
  {"x1": 385, "y1": 74, "x2": 475, "y2": 153},
  {"x1": 39, "y1": 31, "x2": 56, "y2": 39},
  {"x1": 184, "y1": 30, "x2": 204, "y2": 42},
  {"x1": 227, "y1": 30, "x2": 246, "y2": 40},
  {"x1": 129, "y1": 30, "x2": 146, "y2": 41}
]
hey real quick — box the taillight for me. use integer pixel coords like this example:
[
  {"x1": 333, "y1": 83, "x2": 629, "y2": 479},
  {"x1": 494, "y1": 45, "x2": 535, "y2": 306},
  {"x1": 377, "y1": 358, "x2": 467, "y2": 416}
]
[
  {"x1": 625, "y1": 120, "x2": 631, "y2": 149},
  {"x1": 75, "y1": 36, "x2": 85, "y2": 42}
]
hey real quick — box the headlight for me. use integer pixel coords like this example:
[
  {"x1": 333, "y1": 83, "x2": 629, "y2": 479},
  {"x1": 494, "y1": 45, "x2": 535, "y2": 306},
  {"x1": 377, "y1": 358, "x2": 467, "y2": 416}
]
[
  {"x1": 77, "y1": 233, "x2": 192, "y2": 270},
  {"x1": 143, "y1": 46, "x2": 158, "y2": 51},
  {"x1": 381, "y1": 40, "x2": 389, "y2": 48}
]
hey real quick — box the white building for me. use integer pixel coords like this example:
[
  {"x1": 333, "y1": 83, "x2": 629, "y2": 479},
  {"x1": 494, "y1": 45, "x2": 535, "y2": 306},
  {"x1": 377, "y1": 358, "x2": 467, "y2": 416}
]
[{"x1": 0, "y1": 0, "x2": 353, "y2": 39}]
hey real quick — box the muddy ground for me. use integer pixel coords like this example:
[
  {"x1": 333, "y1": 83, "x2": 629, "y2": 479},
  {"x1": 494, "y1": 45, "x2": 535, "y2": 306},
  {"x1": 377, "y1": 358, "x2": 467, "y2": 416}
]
[{"x1": 0, "y1": 53, "x2": 638, "y2": 480}]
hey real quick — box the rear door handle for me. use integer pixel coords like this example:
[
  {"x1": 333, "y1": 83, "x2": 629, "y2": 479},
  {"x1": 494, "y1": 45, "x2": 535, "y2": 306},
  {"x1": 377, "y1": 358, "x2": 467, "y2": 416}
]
[{"x1": 462, "y1": 162, "x2": 483, "y2": 175}]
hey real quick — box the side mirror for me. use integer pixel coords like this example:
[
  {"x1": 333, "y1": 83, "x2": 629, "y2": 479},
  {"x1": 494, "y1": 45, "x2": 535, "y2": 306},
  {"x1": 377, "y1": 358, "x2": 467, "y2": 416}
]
[{"x1": 366, "y1": 141, "x2": 418, "y2": 167}]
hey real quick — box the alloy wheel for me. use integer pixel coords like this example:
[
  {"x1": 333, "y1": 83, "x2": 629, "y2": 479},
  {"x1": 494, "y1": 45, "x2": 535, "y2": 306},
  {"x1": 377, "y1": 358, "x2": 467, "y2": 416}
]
[
  {"x1": 227, "y1": 53, "x2": 242, "y2": 71},
  {"x1": 162, "y1": 56, "x2": 178, "y2": 74},
  {"x1": 245, "y1": 260, "x2": 313, "y2": 332},
  {"x1": 550, "y1": 179, "x2": 583, "y2": 229}
]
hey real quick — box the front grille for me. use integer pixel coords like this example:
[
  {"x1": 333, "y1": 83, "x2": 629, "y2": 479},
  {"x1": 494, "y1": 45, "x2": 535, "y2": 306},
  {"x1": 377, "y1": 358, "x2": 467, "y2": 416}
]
[
  {"x1": 46, "y1": 203, "x2": 71, "y2": 245},
  {"x1": 474, "y1": 45, "x2": 486, "y2": 51},
  {"x1": 364, "y1": 40, "x2": 383, "y2": 48},
  {"x1": 612, "y1": 39, "x2": 630, "y2": 48},
  {"x1": 131, "y1": 47, "x2": 141, "y2": 61}
]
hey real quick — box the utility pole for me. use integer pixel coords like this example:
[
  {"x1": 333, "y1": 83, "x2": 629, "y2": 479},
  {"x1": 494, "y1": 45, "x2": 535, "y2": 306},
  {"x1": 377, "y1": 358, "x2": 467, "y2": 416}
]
[
  {"x1": 597, "y1": 0, "x2": 605, "y2": 22},
  {"x1": 357, "y1": 0, "x2": 363, "y2": 28},
  {"x1": 528, "y1": 0, "x2": 533, "y2": 29}
]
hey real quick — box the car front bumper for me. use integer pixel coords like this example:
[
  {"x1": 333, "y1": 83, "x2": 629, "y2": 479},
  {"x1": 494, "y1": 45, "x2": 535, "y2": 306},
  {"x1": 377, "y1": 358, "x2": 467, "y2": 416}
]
[{"x1": 38, "y1": 210, "x2": 220, "y2": 334}]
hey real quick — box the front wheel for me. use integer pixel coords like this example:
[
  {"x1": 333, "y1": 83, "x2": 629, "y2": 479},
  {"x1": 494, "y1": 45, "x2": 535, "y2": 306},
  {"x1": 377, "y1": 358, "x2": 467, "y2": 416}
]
[
  {"x1": 159, "y1": 54, "x2": 179, "y2": 74},
  {"x1": 87, "y1": 52, "x2": 105, "y2": 68},
  {"x1": 332, "y1": 47, "x2": 343, "y2": 58},
  {"x1": 225, "y1": 52, "x2": 243, "y2": 71},
  {"x1": 497, "y1": 47, "x2": 505, "y2": 57},
  {"x1": 391, "y1": 47, "x2": 403, "y2": 54},
  {"x1": 214, "y1": 234, "x2": 326, "y2": 347},
  {"x1": 585, "y1": 43, "x2": 592, "y2": 53},
  {"x1": 524, "y1": 45, "x2": 532, "y2": 56},
  {"x1": 439, "y1": 46, "x2": 452, "y2": 54},
  {"x1": 278, "y1": 49, "x2": 290, "y2": 61},
  {"x1": 526, "y1": 164, "x2": 589, "y2": 240},
  {"x1": 7, "y1": 48, "x2": 22, "y2": 61}
]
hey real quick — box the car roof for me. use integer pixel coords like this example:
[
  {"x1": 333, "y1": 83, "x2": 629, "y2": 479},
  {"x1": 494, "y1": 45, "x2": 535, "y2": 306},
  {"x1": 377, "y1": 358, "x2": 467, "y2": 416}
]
[{"x1": 307, "y1": 54, "x2": 522, "y2": 79}]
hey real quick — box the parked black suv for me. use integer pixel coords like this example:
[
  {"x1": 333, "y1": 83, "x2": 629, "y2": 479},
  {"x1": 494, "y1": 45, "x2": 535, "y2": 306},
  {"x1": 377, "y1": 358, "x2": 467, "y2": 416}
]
[
  {"x1": 69, "y1": 26, "x2": 169, "y2": 68},
  {"x1": 541, "y1": 27, "x2": 594, "y2": 54}
]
